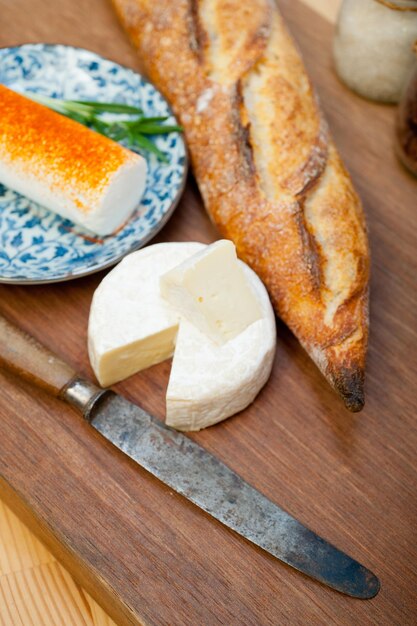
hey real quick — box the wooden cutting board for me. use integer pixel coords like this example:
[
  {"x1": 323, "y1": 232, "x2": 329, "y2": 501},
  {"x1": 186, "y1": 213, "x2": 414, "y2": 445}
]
[{"x1": 0, "y1": 1, "x2": 416, "y2": 625}]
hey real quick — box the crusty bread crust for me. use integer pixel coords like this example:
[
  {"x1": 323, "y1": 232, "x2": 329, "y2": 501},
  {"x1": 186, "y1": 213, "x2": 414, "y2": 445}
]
[{"x1": 112, "y1": 0, "x2": 370, "y2": 411}]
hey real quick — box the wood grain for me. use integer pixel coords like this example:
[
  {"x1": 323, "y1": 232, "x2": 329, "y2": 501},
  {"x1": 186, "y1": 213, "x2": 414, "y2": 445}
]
[
  {"x1": 0, "y1": 562, "x2": 93, "y2": 626},
  {"x1": 0, "y1": 500, "x2": 116, "y2": 626},
  {"x1": 0, "y1": 315, "x2": 78, "y2": 398},
  {"x1": 0, "y1": 0, "x2": 416, "y2": 625},
  {"x1": 0, "y1": 500, "x2": 54, "y2": 576}
]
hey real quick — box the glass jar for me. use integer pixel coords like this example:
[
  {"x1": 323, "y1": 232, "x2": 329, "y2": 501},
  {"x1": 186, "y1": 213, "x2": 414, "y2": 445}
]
[
  {"x1": 396, "y1": 53, "x2": 417, "y2": 175},
  {"x1": 333, "y1": 0, "x2": 417, "y2": 103}
]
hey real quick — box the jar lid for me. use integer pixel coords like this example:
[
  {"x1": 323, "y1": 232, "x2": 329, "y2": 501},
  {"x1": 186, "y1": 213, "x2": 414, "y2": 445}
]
[{"x1": 375, "y1": 0, "x2": 417, "y2": 10}]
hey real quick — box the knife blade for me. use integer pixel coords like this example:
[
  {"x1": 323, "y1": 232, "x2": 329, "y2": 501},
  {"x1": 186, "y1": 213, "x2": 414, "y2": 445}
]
[{"x1": 0, "y1": 315, "x2": 380, "y2": 599}]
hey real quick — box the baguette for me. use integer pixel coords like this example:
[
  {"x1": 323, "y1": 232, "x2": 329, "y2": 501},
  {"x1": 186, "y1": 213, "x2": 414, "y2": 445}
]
[{"x1": 112, "y1": 0, "x2": 370, "y2": 411}]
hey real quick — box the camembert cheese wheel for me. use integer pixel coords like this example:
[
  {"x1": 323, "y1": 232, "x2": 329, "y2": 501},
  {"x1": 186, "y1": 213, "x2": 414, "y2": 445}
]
[{"x1": 88, "y1": 242, "x2": 276, "y2": 430}]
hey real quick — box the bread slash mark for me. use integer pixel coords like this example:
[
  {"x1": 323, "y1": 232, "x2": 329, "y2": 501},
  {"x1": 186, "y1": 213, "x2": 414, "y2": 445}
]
[
  {"x1": 233, "y1": 81, "x2": 256, "y2": 176},
  {"x1": 187, "y1": 0, "x2": 208, "y2": 60}
]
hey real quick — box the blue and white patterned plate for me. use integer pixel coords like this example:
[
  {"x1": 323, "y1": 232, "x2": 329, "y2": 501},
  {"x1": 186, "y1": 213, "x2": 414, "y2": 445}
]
[{"x1": 0, "y1": 44, "x2": 187, "y2": 284}]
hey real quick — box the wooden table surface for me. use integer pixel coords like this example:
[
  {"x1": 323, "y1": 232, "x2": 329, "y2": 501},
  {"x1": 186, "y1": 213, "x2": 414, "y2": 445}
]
[{"x1": 1, "y1": 1, "x2": 416, "y2": 625}]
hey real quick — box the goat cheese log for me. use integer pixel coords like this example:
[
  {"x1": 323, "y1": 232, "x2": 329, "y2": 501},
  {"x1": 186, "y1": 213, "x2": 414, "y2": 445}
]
[
  {"x1": 0, "y1": 85, "x2": 147, "y2": 235},
  {"x1": 112, "y1": 0, "x2": 370, "y2": 411}
]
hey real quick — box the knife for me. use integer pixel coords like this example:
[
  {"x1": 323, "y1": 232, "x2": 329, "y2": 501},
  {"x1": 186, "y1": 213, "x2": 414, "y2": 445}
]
[{"x1": 0, "y1": 314, "x2": 379, "y2": 599}]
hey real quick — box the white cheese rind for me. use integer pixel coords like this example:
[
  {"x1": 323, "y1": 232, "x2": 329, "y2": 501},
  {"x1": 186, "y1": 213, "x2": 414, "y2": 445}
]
[
  {"x1": 166, "y1": 262, "x2": 276, "y2": 431},
  {"x1": 0, "y1": 156, "x2": 147, "y2": 236},
  {"x1": 88, "y1": 242, "x2": 204, "y2": 386},
  {"x1": 160, "y1": 239, "x2": 263, "y2": 345}
]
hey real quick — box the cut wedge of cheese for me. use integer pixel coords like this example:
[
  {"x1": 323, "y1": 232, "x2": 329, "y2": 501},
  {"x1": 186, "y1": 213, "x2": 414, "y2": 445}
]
[
  {"x1": 88, "y1": 242, "x2": 276, "y2": 430},
  {"x1": 160, "y1": 239, "x2": 263, "y2": 344}
]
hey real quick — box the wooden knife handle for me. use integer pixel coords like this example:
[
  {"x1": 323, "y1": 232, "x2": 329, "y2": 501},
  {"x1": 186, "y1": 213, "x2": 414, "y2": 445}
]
[{"x1": 0, "y1": 314, "x2": 78, "y2": 397}]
